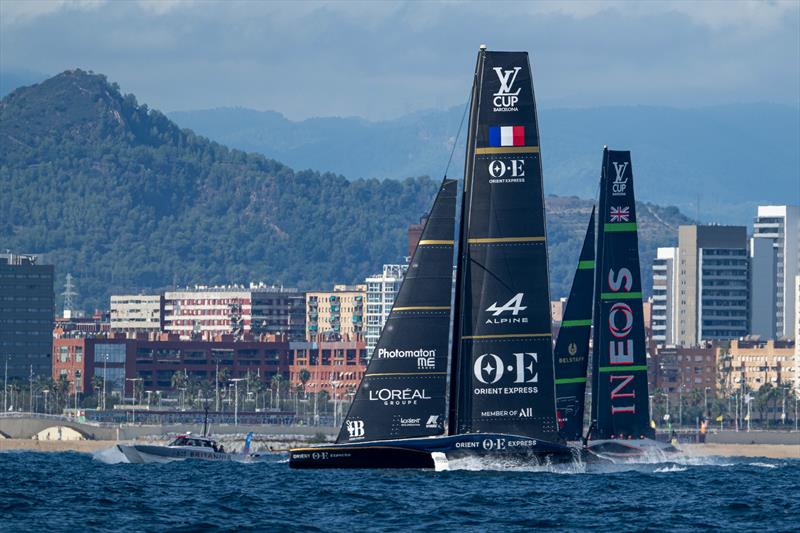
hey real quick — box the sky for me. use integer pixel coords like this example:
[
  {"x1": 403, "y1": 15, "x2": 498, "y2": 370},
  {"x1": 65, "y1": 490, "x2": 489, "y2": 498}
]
[{"x1": 1, "y1": 0, "x2": 799, "y2": 120}]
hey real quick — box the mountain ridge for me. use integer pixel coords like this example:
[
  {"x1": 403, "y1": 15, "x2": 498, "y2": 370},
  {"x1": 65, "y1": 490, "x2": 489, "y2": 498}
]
[
  {"x1": 1, "y1": 70, "x2": 693, "y2": 310},
  {"x1": 170, "y1": 103, "x2": 800, "y2": 225}
]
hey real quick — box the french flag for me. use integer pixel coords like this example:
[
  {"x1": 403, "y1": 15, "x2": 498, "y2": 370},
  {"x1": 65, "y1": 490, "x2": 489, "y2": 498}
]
[{"x1": 489, "y1": 126, "x2": 525, "y2": 147}]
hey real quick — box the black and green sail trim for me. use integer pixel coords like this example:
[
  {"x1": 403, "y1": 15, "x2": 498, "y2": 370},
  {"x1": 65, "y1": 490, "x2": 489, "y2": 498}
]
[
  {"x1": 554, "y1": 207, "x2": 595, "y2": 441},
  {"x1": 449, "y1": 50, "x2": 559, "y2": 441},
  {"x1": 590, "y1": 148, "x2": 654, "y2": 440},
  {"x1": 337, "y1": 178, "x2": 457, "y2": 444}
]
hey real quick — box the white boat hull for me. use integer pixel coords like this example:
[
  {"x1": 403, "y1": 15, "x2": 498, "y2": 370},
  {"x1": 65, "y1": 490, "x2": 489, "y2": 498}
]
[{"x1": 117, "y1": 444, "x2": 232, "y2": 464}]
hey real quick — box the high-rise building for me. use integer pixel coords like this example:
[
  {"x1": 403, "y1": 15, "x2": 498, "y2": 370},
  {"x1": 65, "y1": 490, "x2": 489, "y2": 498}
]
[
  {"x1": 652, "y1": 247, "x2": 679, "y2": 346},
  {"x1": 795, "y1": 275, "x2": 800, "y2": 391},
  {"x1": 163, "y1": 284, "x2": 304, "y2": 340},
  {"x1": 749, "y1": 237, "x2": 777, "y2": 339},
  {"x1": 364, "y1": 264, "x2": 408, "y2": 357},
  {"x1": 306, "y1": 285, "x2": 366, "y2": 341},
  {"x1": 752, "y1": 205, "x2": 800, "y2": 339},
  {"x1": 675, "y1": 225, "x2": 749, "y2": 346},
  {"x1": 110, "y1": 294, "x2": 163, "y2": 334},
  {"x1": 0, "y1": 253, "x2": 54, "y2": 380}
]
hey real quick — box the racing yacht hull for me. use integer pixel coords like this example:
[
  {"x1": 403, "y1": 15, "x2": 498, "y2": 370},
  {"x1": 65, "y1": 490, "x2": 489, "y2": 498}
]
[
  {"x1": 583, "y1": 438, "x2": 679, "y2": 462},
  {"x1": 289, "y1": 433, "x2": 577, "y2": 469}
]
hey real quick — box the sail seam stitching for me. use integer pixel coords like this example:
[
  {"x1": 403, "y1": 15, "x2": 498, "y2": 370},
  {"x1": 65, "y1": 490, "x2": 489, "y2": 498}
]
[
  {"x1": 463, "y1": 333, "x2": 551, "y2": 339},
  {"x1": 467, "y1": 236, "x2": 545, "y2": 244}
]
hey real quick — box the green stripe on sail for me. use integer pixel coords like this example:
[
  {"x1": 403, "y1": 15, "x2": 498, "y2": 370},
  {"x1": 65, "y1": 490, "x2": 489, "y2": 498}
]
[
  {"x1": 598, "y1": 365, "x2": 648, "y2": 373},
  {"x1": 604, "y1": 222, "x2": 637, "y2": 232},
  {"x1": 560, "y1": 319, "x2": 592, "y2": 327},
  {"x1": 577, "y1": 260, "x2": 595, "y2": 270},
  {"x1": 600, "y1": 292, "x2": 642, "y2": 300},
  {"x1": 555, "y1": 377, "x2": 587, "y2": 385}
]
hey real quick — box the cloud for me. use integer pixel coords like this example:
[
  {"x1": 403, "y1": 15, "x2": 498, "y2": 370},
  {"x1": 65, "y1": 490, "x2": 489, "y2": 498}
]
[
  {"x1": 1, "y1": 0, "x2": 797, "y2": 119},
  {"x1": 0, "y1": 0, "x2": 106, "y2": 26}
]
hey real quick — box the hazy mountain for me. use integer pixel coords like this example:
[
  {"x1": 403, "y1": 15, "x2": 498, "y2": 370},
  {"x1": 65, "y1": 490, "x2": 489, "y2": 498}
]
[
  {"x1": 171, "y1": 104, "x2": 800, "y2": 225},
  {"x1": 1, "y1": 71, "x2": 692, "y2": 311},
  {"x1": 0, "y1": 67, "x2": 48, "y2": 98}
]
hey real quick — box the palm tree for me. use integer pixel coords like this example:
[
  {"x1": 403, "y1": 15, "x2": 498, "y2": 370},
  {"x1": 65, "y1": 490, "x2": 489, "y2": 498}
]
[
  {"x1": 271, "y1": 374, "x2": 284, "y2": 410},
  {"x1": 33, "y1": 375, "x2": 51, "y2": 413},
  {"x1": 245, "y1": 370, "x2": 261, "y2": 410},
  {"x1": 90, "y1": 375, "x2": 105, "y2": 409},
  {"x1": 755, "y1": 383, "x2": 774, "y2": 425},
  {"x1": 299, "y1": 368, "x2": 311, "y2": 397}
]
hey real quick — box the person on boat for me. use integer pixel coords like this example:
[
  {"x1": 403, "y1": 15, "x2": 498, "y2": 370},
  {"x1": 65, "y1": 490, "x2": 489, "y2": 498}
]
[{"x1": 218, "y1": 444, "x2": 225, "y2": 454}]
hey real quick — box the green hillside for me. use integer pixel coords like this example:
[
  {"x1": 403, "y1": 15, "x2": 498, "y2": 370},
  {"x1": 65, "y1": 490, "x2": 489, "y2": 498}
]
[{"x1": 1, "y1": 70, "x2": 692, "y2": 310}]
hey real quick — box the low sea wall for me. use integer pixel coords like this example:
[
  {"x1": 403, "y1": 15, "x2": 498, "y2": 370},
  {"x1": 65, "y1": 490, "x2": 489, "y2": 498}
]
[{"x1": 0, "y1": 414, "x2": 337, "y2": 441}]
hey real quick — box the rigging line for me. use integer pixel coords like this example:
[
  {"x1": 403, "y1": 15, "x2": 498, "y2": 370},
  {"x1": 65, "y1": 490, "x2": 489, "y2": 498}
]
[
  {"x1": 442, "y1": 95, "x2": 471, "y2": 179},
  {"x1": 468, "y1": 256, "x2": 515, "y2": 295}
]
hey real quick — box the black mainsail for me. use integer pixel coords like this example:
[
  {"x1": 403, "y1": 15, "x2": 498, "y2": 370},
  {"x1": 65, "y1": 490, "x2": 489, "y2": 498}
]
[
  {"x1": 554, "y1": 208, "x2": 595, "y2": 441},
  {"x1": 290, "y1": 48, "x2": 580, "y2": 469},
  {"x1": 336, "y1": 179, "x2": 457, "y2": 443},
  {"x1": 450, "y1": 50, "x2": 559, "y2": 441},
  {"x1": 590, "y1": 149, "x2": 654, "y2": 440}
]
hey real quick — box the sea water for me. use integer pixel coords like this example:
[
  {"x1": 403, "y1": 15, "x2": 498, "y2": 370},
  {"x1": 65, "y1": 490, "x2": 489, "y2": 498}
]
[{"x1": 1, "y1": 449, "x2": 798, "y2": 531}]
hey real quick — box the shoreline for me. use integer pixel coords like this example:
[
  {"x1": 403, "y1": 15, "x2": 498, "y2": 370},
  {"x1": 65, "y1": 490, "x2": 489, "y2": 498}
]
[
  {"x1": 1, "y1": 439, "x2": 797, "y2": 459},
  {"x1": 680, "y1": 443, "x2": 799, "y2": 459}
]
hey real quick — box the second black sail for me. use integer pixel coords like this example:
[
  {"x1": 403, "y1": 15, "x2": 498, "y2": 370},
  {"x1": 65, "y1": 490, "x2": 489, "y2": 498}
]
[
  {"x1": 337, "y1": 179, "x2": 457, "y2": 444},
  {"x1": 554, "y1": 208, "x2": 595, "y2": 441}
]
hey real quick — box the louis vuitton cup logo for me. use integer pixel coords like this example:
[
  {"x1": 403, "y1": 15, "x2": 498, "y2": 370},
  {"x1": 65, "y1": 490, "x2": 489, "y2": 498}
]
[
  {"x1": 493, "y1": 66, "x2": 521, "y2": 112},
  {"x1": 611, "y1": 161, "x2": 629, "y2": 196}
]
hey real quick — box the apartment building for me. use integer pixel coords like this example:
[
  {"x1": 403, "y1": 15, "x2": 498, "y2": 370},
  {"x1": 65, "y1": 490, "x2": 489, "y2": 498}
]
[
  {"x1": 306, "y1": 285, "x2": 365, "y2": 341},
  {"x1": 752, "y1": 205, "x2": 799, "y2": 339}
]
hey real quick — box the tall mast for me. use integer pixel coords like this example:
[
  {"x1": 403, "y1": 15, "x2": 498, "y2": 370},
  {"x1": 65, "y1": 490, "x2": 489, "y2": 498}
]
[{"x1": 447, "y1": 45, "x2": 485, "y2": 435}]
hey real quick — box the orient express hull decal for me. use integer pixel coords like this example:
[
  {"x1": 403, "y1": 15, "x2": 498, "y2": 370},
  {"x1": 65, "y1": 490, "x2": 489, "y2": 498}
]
[{"x1": 290, "y1": 433, "x2": 576, "y2": 469}]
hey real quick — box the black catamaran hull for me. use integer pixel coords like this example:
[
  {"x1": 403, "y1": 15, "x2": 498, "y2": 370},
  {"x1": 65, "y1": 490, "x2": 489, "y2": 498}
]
[
  {"x1": 584, "y1": 438, "x2": 679, "y2": 462},
  {"x1": 290, "y1": 433, "x2": 576, "y2": 469}
]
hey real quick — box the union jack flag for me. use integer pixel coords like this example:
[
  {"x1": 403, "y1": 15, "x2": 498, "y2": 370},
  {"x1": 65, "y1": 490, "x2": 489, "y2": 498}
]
[{"x1": 610, "y1": 206, "x2": 630, "y2": 222}]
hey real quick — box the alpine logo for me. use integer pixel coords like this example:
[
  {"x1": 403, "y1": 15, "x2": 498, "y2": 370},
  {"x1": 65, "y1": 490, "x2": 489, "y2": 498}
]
[
  {"x1": 346, "y1": 419, "x2": 365, "y2": 439},
  {"x1": 611, "y1": 161, "x2": 629, "y2": 196},
  {"x1": 492, "y1": 66, "x2": 521, "y2": 112},
  {"x1": 485, "y1": 293, "x2": 528, "y2": 324},
  {"x1": 610, "y1": 206, "x2": 630, "y2": 222}
]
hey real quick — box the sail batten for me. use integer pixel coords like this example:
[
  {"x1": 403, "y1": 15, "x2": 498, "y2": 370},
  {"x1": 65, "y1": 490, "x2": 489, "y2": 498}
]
[
  {"x1": 553, "y1": 209, "x2": 595, "y2": 441},
  {"x1": 590, "y1": 149, "x2": 654, "y2": 440},
  {"x1": 336, "y1": 178, "x2": 457, "y2": 444}
]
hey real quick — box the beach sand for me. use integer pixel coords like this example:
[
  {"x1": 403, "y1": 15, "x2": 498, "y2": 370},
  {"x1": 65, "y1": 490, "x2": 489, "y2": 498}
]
[{"x1": 681, "y1": 443, "x2": 799, "y2": 459}]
